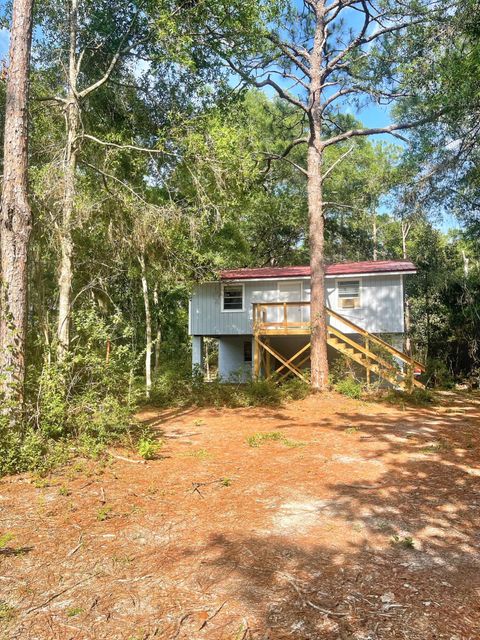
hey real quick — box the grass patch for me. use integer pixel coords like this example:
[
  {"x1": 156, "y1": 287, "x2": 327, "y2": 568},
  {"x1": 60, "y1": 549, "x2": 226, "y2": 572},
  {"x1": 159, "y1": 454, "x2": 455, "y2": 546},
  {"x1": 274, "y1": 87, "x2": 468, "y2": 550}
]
[
  {"x1": 334, "y1": 377, "x2": 363, "y2": 399},
  {"x1": 344, "y1": 426, "x2": 359, "y2": 435},
  {"x1": 246, "y1": 431, "x2": 306, "y2": 449},
  {"x1": 151, "y1": 371, "x2": 309, "y2": 409},
  {"x1": 0, "y1": 601, "x2": 15, "y2": 621},
  {"x1": 382, "y1": 388, "x2": 435, "y2": 407},
  {"x1": 96, "y1": 505, "x2": 113, "y2": 521},
  {"x1": 0, "y1": 533, "x2": 14, "y2": 549},
  {"x1": 390, "y1": 535, "x2": 415, "y2": 550},
  {"x1": 182, "y1": 448, "x2": 211, "y2": 460},
  {"x1": 419, "y1": 440, "x2": 449, "y2": 454},
  {"x1": 66, "y1": 607, "x2": 84, "y2": 617}
]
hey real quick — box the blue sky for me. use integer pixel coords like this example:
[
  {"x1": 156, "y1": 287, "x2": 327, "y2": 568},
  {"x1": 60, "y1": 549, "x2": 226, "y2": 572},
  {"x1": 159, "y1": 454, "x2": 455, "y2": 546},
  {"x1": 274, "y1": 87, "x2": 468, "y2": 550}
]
[{"x1": 0, "y1": 27, "x2": 8, "y2": 60}]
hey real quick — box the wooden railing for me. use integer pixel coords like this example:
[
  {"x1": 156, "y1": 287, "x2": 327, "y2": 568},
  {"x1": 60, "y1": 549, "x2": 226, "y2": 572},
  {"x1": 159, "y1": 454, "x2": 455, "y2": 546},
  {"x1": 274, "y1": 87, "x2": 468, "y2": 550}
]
[
  {"x1": 252, "y1": 302, "x2": 425, "y2": 385},
  {"x1": 253, "y1": 301, "x2": 311, "y2": 334}
]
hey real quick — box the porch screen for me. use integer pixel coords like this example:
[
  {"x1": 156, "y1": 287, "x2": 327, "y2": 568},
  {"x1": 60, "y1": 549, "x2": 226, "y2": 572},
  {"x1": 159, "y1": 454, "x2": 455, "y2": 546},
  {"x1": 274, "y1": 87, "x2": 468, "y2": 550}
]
[{"x1": 338, "y1": 280, "x2": 360, "y2": 309}]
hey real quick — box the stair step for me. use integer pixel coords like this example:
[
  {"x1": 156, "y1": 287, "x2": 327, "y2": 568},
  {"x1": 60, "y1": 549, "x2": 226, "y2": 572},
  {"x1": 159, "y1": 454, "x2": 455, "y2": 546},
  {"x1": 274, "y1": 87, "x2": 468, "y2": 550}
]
[{"x1": 327, "y1": 324, "x2": 423, "y2": 391}]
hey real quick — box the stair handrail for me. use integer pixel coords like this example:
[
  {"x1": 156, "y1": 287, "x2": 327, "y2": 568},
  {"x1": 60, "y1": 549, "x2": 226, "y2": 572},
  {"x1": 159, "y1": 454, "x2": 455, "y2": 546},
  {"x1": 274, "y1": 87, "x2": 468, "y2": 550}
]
[{"x1": 326, "y1": 307, "x2": 425, "y2": 372}]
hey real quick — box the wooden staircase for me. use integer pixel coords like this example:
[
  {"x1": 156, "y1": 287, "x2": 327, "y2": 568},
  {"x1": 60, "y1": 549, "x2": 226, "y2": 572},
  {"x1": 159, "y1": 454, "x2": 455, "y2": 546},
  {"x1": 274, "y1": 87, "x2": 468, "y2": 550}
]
[
  {"x1": 326, "y1": 308, "x2": 426, "y2": 391},
  {"x1": 252, "y1": 302, "x2": 426, "y2": 390}
]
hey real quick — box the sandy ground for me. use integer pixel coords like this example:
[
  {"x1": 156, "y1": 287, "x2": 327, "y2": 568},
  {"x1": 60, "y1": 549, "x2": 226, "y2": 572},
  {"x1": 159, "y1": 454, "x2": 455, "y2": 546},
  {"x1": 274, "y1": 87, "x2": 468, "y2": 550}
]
[{"x1": 1, "y1": 391, "x2": 480, "y2": 640}]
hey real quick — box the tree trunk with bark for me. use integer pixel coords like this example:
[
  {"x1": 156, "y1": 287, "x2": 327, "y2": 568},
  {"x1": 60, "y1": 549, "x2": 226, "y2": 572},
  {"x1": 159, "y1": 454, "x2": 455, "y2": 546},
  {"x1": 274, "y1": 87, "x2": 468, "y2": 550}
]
[
  {"x1": 153, "y1": 285, "x2": 161, "y2": 374},
  {"x1": 139, "y1": 254, "x2": 152, "y2": 398},
  {"x1": 308, "y1": 9, "x2": 329, "y2": 391},
  {"x1": 57, "y1": 0, "x2": 80, "y2": 360},
  {"x1": 401, "y1": 221, "x2": 412, "y2": 355},
  {"x1": 0, "y1": 0, "x2": 34, "y2": 413}
]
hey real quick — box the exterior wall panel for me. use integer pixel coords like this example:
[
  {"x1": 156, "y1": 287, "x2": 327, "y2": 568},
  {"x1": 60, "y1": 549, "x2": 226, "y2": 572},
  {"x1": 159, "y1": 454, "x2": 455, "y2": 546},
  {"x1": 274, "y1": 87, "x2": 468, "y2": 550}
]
[
  {"x1": 218, "y1": 336, "x2": 252, "y2": 381},
  {"x1": 190, "y1": 275, "x2": 405, "y2": 336}
]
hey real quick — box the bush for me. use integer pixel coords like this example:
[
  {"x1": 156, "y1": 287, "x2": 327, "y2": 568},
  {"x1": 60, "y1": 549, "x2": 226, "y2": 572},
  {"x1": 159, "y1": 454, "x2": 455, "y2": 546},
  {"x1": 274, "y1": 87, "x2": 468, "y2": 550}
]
[
  {"x1": 150, "y1": 364, "x2": 310, "y2": 409},
  {"x1": 0, "y1": 306, "x2": 139, "y2": 477},
  {"x1": 334, "y1": 376, "x2": 363, "y2": 399},
  {"x1": 137, "y1": 436, "x2": 162, "y2": 460}
]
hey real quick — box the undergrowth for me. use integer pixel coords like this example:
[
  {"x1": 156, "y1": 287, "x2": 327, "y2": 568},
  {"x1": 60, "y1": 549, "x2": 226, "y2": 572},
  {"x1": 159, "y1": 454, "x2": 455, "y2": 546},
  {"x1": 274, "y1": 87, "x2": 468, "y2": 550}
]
[
  {"x1": 246, "y1": 431, "x2": 306, "y2": 448},
  {"x1": 0, "y1": 307, "x2": 142, "y2": 477},
  {"x1": 334, "y1": 376, "x2": 364, "y2": 399},
  {"x1": 150, "y1": 366, "x2": 310, "y2": 408}
]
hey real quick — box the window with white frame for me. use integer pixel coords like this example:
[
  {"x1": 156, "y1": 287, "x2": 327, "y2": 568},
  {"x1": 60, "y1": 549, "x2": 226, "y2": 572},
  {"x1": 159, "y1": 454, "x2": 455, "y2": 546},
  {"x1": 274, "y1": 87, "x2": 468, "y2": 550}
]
[
  {"x1": 222, "y1": 283, "x2": 244, "y2": 311},
  {"x1": 338, "y1": 280, "x2": 360, "y2": 309}
]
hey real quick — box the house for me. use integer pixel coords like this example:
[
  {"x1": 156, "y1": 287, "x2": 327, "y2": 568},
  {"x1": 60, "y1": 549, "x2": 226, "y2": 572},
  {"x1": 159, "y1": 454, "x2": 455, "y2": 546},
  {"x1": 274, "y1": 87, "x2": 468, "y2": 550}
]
[{"x1": 189, "y1": 260, "x2": 425, "y2": 389}]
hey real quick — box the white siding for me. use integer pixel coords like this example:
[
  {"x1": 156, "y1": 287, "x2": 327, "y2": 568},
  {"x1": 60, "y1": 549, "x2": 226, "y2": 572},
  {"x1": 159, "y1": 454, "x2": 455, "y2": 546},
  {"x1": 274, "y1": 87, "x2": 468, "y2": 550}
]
[
  {"x1": 190, "y1": 275, "x2": 405, "y2": 336},
  {"x1": 218, "y1": 336, "x2": 252, "y2": 381}
]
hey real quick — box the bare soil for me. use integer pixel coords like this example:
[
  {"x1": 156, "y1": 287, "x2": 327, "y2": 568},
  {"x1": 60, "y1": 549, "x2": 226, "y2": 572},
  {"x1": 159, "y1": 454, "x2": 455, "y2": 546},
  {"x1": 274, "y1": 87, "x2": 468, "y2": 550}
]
[{"x1": 1, "y1": 391, "x2": 480, "y2": 639}]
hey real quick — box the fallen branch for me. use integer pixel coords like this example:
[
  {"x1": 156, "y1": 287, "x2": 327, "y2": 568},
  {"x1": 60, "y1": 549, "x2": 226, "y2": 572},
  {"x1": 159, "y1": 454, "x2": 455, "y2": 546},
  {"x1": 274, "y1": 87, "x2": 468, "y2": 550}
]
[
  {"x1": 198, "y1": 601, "x2": 227, "y2": 630},
  {"x1": 108, "y1": 452, "x2": 146, "y2": 464},
  {"x1": 67, "y1": 534, "x2": 83, "y2": 558},
  {"x1": 306, "y1": 600, "x2": 348, "y2": 617},
  {"x1": 26, "y1": 573, "x2": 101, "y2": 614}
]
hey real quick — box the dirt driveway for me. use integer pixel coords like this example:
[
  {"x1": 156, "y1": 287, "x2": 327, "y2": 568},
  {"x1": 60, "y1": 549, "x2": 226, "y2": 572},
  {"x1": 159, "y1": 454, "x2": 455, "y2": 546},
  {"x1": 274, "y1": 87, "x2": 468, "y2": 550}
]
[{"x1": 1, "y1": 391, "x2": 480, "y2": 639}]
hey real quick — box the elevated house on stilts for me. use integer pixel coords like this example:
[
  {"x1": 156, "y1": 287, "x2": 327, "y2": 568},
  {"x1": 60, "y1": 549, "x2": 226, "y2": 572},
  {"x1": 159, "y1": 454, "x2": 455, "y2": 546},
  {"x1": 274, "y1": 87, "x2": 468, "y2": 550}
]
[{"x1": 189, "y1": 261, "x2": 425, "y2": 390}]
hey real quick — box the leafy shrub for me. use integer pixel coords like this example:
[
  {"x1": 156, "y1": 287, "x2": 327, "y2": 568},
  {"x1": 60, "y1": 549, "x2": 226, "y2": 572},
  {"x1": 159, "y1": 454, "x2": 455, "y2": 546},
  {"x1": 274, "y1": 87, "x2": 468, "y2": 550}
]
[
  {"x1": 382, "y1": 388, "x2": 435, "y2": 407},
  {"x1": 334, "y1": 376, "x2": 363, "y2": 399},
  {"x1": 426, "y1": 358, "x2": 455, "y2": 388},
  {"x1": 151, "y1": 362, "x2": 310, "y2": 409},
  {"x1": 137, "y1": 436, "x2": 162, "y2": 460},
  {"x1": 0, "y1": 306, "x2": 139, "y2": 477}
]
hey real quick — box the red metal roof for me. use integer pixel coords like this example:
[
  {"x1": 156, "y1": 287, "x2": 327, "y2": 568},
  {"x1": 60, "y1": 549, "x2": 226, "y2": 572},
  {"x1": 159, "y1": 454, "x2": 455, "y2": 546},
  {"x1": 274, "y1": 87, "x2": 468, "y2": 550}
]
[{"x1": 220, "y1": 260, "x2": 416, "y2": 280}]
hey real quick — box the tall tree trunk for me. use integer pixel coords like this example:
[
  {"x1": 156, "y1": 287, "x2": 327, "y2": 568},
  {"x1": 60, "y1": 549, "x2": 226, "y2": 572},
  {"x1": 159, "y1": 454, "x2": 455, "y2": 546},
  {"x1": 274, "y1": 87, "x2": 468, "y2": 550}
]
[
  {"x1": 57, "y1": 0, "x2": 79, "y2": 360},
  {"x1": 372, "y1": 206, "x2": 378, "y2": 260},
  {"x1": 0, "y1": 0, "x2": 34, "y2": 414},
  {"x1": 153, "y1": 285, "x2": 161, "y2": 374},
  {"x1": 139, "y1": 254, "x2": 152, "y2": 398},
  {"x1": 402, "y1": 221, "x2": 412, "y2": 355},
  {"x1": 308, "y1": 9, "x2": 329, "y2": 391}
]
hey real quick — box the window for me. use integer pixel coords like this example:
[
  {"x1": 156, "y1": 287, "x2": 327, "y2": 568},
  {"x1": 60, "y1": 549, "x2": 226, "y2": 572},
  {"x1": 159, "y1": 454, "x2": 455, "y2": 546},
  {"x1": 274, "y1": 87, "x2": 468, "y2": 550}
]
[
  {"x1": 338, "y1": 280, "x2": 360, "y2": 309},
  {"x1": 222, "y1": 283, "x2": 244, "y2": 311},
  {"x1": 243, "y1": 341, "x2": 252, "y2": 363}
]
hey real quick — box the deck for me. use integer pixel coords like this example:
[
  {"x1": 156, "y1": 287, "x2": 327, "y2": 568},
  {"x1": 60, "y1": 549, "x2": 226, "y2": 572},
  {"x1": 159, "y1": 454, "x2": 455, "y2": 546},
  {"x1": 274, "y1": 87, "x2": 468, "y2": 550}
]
[{"x1": 252, "y1": 302, "x2": 425, "y2": 390}]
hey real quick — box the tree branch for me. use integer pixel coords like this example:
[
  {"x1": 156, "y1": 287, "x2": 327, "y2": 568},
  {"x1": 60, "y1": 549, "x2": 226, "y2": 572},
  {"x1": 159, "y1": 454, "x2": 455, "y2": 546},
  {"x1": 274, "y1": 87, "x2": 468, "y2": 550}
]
[
  {"x1": 322, "y1": 111, "x2": 446, "y2": 147},
  {"x1": 78, "y1": 16, "x2": 139, "y2": 99},
  {"x1": 322, "y1": 144, "x2": 355, "y2": 181},
  {"x1": 80, "y1": 133, "x2": 177, "y2": 157},
  {"x1": 225, "y1": 59, "x2": 309, "y2": 113},
  {"x1": 266, "y1": 33, "x2": 311, "y2": 77}
]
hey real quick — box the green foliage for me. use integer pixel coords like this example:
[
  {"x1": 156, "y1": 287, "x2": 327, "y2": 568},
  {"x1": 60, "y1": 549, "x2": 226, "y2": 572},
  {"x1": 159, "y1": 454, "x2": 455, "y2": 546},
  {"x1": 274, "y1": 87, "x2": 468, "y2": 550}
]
[
  {"x1": 0, "y1": 532, "x2": 14, "y2": 549},
  {"x1": 390, "y1": 535, "x2": 415, "y2": 550},
  {"x1": 151, "y1": 358, "x2": 309, "y2": 409},
  {"x1": 137, "y1": 436, "x2": 162, "y2": 460},
  {"x1": 246, "y1": 431, "x2": 305, "y2": 449},
  {"x1": 0, "y1": 601, "x2": 16, "y2": 621},
  {"x1": 0, "y1": 307, "x2": 139, "y2": 477},
  {"x1": 383, "y1": 388, "x2": 435, "y2": 407},
  {"x1": 246, "y1": 431, "x2": 284, "y2": 447},
  {"x1": 334, "y1": 377, "x2": 364, "y2": 400},
  {"x1": 97, "y1": 506, "x2": 113, "y2": 521}
]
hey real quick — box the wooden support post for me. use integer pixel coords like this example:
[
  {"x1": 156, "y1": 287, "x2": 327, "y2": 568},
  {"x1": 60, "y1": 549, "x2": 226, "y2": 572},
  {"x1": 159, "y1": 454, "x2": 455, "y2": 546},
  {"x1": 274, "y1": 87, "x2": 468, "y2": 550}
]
[
  {"x1": 365, "y1": 336, "x2": 370, "y2": 389},
  {"x1": 253, "y1": 335, "x2": 261, "y2": 379},
  {"x1": 265, "y1": 337, "x2": 271, "y2": 379}
]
